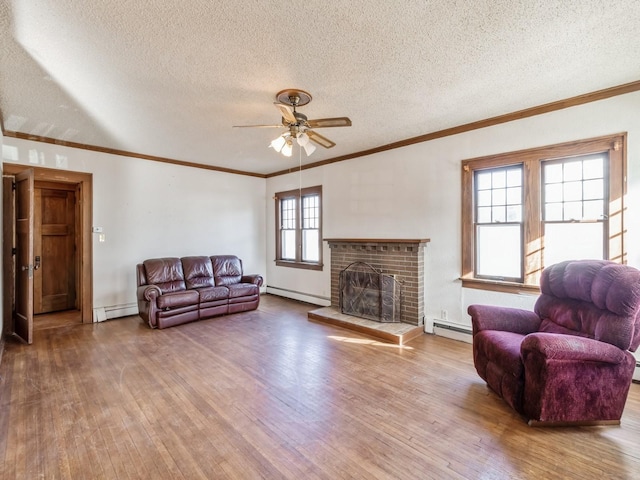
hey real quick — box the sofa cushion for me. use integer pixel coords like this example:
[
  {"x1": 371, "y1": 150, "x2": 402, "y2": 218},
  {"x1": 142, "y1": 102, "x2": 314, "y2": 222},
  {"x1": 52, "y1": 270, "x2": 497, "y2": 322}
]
[
  {"x1": 182, "y1": 256, "x2": 215, "y2": 289},
  {"x1": 213, "y1": 255, "x2": 243, "y2": 285},
  {"x1": 198, "y1": 286, "x2": 230, "y2": 302},
  {"x1": 143, "y1": 257, "x2": 186, "y2": 293},
  {"x1": 157, "y1": 290, "x2": 200, "y2": 310},
  {"x1": 227, "y1": 283, "x2": 258, "y2": 299}
]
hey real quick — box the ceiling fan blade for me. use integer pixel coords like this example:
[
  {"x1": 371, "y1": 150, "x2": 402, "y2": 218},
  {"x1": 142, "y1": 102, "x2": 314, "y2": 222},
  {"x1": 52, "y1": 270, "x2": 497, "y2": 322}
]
[
  {"x1": 274, "y1": 103, "x2": 297, "y2": 124},
  {"x1": 306, "y1": 117, "x2": 352, "y2": 128},
  {"x1": 307, "y1": 130, "x2": 336, "y2": 148},
  {"x1": 232, "y1": 124, "x2": 283, "y2": 128}
]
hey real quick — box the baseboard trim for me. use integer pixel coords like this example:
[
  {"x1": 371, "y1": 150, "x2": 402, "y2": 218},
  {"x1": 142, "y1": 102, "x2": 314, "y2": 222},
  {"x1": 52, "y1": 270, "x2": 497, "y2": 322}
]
[
  {"x1": 93, "y1": 303, "x2": 139, "y2": 322},
  {"x1": 266, "y1": 286, "x2": 330, "y2": 306}
]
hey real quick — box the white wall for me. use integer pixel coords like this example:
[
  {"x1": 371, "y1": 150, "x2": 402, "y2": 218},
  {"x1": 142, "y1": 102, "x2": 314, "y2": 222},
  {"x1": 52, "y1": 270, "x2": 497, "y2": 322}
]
[
  {"x1": 1, "y1": 138, "x2": 267, "y2": 318},
  {"x1": 266, "y1": 91, "x2": 640, "y2": 334}
]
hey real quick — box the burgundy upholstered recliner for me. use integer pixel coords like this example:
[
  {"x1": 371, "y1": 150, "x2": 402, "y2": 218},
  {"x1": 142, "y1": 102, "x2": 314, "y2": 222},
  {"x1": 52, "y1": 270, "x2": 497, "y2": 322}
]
[{"x1": 468, "y1": 260, "x2": 640, "y2": 425}]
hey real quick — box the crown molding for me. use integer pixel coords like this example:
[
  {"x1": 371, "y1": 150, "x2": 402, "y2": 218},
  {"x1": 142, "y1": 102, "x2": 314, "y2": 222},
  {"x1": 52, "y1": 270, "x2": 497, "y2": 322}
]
[{"x1": 2, "y1": 80, "x2": 639, "y2": 179}]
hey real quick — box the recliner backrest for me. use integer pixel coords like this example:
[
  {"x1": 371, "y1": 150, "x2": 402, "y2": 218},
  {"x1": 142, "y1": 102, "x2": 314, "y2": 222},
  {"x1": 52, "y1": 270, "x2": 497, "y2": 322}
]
[
  {"x1": 143, "y1": 257, "x2": 186, "y2": 293},
  {"x1": 182, "y1": 256, "x2": 215, "y2": 289},
  {"x1": 534, "y1": 260, "x2": 640, "y2": 351},
  {"x1": 212, "y1": 255, "x2": 243, "y2": 286}
]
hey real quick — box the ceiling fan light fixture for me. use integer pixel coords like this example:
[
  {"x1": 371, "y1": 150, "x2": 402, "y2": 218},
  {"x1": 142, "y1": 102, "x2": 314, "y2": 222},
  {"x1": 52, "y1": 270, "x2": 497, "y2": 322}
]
[
  {"x1": 270, "y1": 135, "x2": 286, "y2": 152},
  {"x1": 296, "y1": 132, "x2": 310, "y2": 146},
  {"x1": 281, "y1": 138, "x2": 293, "y2": 157},
  {"x1": 302, "y1": 141, "x2": 316, "y2": 156}
]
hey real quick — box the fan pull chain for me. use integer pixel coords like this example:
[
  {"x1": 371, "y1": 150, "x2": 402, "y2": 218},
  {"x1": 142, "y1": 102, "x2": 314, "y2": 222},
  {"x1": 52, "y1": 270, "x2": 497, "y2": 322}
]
[{"x1": 299, "y1": 140, "x2": 302, "y2": 196}]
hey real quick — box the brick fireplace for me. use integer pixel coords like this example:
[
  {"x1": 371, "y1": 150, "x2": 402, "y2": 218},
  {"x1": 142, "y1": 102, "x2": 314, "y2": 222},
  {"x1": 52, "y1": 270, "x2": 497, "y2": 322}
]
[
  {"x1": 327, "y1": 238, "x2": 429, "y2": 325},
  {"x1": 308, "y1": 238, "x2": 429, "y2": 345}
]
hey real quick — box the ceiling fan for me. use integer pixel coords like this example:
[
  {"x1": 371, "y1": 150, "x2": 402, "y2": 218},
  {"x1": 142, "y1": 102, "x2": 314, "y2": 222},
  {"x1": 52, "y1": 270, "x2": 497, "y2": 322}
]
[{"x1": 233, "y1": 89, "x2": 352, "y2": 157}]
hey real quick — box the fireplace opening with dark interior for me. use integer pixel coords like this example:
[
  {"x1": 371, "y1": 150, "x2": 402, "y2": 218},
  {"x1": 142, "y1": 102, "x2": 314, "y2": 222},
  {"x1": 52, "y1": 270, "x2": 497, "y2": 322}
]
[{"x1": 339, "y1": 262, "x2": 402, "y2": 323}]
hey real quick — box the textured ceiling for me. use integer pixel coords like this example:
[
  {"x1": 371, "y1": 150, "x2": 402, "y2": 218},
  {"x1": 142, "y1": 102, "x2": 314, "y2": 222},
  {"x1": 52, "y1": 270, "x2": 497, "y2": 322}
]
[{"x1": 1, "y1": 0, "x2": 640, "y2": 176}]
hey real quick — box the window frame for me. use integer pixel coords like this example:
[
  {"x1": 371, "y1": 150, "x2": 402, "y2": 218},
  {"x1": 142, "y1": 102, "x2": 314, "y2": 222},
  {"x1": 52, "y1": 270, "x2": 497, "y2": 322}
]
[
  {"x1": 275, "y1": 185, "x2": 323, "y2": 271},
  {"x1": 461, "y1": 133, "x2": 626, "y2": 294}
]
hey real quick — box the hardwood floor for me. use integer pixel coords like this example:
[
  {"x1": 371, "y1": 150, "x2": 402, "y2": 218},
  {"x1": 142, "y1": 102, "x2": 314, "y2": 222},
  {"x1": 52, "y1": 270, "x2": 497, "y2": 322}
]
[{"x1": 0, "y1": 294, "x2": 638, "y2": 479}]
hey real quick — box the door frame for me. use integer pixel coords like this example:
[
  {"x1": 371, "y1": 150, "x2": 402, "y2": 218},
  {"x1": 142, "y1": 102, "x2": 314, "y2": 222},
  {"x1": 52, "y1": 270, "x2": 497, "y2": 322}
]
[{"x1": 3, "y1": 163, "x2": 93, "y2": 324}]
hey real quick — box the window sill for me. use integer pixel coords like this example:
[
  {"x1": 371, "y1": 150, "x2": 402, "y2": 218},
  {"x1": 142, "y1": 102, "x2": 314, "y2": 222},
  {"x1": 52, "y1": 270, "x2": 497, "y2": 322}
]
[
  {"x1": 275, "y1": 260, "x2": 324, "y2": 271},
  {"x1": 461, "y1": 277, "x2": 540, "y2": 295}
]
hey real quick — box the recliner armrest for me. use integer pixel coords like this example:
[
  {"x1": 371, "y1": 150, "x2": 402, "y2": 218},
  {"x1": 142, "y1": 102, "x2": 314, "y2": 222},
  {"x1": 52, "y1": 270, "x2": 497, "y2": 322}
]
[
  {"x1": 468, "y1": 304, "x2": 541, "y2": 335},
  {"x1": 137, "y1": 284, "x2": 162, "y2": 302},
  {"x1": 241, "y1": 274, "x2": 263, "y2": 287},
  {"x1": 522, "y1": 333, "x2": 628, "y2": 365}
]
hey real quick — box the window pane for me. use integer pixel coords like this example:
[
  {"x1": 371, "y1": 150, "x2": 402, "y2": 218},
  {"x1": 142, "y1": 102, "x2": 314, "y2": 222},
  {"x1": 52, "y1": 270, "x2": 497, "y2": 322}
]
[
  {"x1": 563, "y1": 181, "x2": 582, "y2": 202},
  {"x1": 477, "y1": 190, "x2": 491, "y2": 206},
  {"x1": 583, "y1": 179, "x2": 603, "y2": 200},
  {"x1": 281, "y1": 230, "x2": 296, "y2": 260},
  {"x1": 583, "y1": 157, "x2": 604, "y2": 179},
  {"x1": 544, "y1": 223, "x2": 604, "y2": 267},
  {"x1": 492, "y1": 188, "x2": 506, "y2": 205},
  {"x1": 477, "y1": 207, "x2": 492, "y2": 223},
  {"x1": 563, "y1": 161, "x2": 582, "y2": 181},
  {"x1": 506, "y1": 205, "x2": 521, "y2": 222},
  {"x1": 302, "y1": 230, "x2": 319, "y2": 262},
  {"x1": 506, "y1": 186, "x2": 521, "y2": 205},
  {"x1": 476, "y1": 225, "x2": 522, "y2": 279},
  {"x1": 476, "y1": 171, "x2": 492, "y2": 190},
  {"x1": 545, "y1": 183, "x2": 562, "y2": 203},
  {"x1": 583, "y1": 200, "x2": 604, "y2": 219},
  {"x1": 545, "y1": 203, "x2": 563, "y2": 221},
  {"x1": 492, "y1": 170, "x2": 506, "y2": 188},
  {"x1": 506, "y1": 169, "x2": 521, "y2": 187},
  {"x1": 302, "y1": 194, "x2": 319, "y2": 229},
  {"x1": 564, "y1": 201, "x2": 582, "y2": 220},
  {"x1": 281, "y1": 198, "x2": 296, "y2": 229},
  {"x1": 492, "y1": 206, "x2": 506, "y2": 223},
  {"x1": 545, "y1": 163, "x2": 563, "y2": 183}
]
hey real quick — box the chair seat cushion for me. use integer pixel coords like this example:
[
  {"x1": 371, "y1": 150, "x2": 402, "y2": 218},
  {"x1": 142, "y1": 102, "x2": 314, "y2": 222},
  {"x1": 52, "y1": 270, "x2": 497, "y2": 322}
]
[
  {"x1": 198, "y1": 286, "x2": 230, "y2": 302},
  {"x1": 157, "y1": 290, "x2": 199, "y2": 310},
  {"x1": 227, "y1": 283, "x2": 258, "y2": 298},
  {"x1": 474, "y1": 330, "x2": 526, "y2": 413},
  {"x1": 475, "y1": 330, "x2": 525, "y2": 378}
]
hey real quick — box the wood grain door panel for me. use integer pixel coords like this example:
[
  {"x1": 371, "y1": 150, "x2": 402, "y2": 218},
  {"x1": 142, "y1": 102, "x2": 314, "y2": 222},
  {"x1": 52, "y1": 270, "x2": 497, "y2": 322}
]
[
  {"x1": 34, "y1": 186, "x2": 77, "y2": 314},
  {"x1": 15, "y1": 169, "x2": 34, "y2": 344}
]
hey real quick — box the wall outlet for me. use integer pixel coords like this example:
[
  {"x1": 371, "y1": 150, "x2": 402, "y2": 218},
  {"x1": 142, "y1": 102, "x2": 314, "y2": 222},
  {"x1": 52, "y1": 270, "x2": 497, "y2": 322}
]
[{"x1": 441, "y1": 309, "x2": 448, "y2": 320}]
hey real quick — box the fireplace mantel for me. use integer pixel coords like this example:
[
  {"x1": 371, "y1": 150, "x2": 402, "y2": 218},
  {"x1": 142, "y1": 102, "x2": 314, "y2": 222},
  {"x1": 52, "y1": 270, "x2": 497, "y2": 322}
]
[{"x1": 325, "y1": 238, "x2": 430, "y2": 244}]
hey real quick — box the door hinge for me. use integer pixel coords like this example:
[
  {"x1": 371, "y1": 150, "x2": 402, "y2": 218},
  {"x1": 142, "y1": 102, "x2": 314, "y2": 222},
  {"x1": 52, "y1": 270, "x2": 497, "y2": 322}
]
[
  {"x1": 11, "y1": 182, "x2": 16, "y2": 191},
  {"x1": 11, "y1": 247, "x2": 16, "y2": 256}
]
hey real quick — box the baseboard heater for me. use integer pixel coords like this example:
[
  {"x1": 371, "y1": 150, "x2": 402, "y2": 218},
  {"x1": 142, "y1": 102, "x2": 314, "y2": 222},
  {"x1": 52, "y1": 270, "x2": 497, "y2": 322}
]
[
  {"x1": 633, "y1": 361, "x2": 640, "y2": 384},
  {"x1": 432, "y1": 321, "x2": 473, "y2": 344},
  {"x1": 433, "y1": 322, "x2": 472, "y2": 335}
]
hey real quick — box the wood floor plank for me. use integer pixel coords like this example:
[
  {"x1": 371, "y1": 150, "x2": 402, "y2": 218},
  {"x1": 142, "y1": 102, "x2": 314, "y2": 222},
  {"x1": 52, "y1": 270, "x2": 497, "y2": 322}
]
[{"x1": 0, "y1": 294, "x2": 639, "y2": 479}]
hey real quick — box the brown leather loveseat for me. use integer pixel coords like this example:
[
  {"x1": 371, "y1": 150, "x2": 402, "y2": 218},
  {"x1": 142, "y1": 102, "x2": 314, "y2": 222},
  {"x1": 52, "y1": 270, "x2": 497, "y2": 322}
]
[{"x1": 136, "y1": 255, "x2": 263, "y2": 329}]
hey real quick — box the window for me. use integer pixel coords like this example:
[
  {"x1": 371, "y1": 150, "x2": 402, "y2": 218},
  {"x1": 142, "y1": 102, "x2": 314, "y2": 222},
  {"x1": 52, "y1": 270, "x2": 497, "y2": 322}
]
[
  {"x1": 275, "y1": 186, "x2": 323, "y2": 270},
  {"x1": 462, "y1": 134, "x2": 625, "y2": 293},
  {"x1": 474, "y1": 165, "x2": 523, "y2": 281}
]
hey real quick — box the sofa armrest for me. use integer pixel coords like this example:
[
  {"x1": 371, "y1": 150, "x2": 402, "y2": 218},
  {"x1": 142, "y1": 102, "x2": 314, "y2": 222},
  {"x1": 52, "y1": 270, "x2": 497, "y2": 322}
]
[
  {"x1": 137, "y1": 285, "x2": 162, "y2": 328},
  {"x1": 522, "y1": 333, "x2": 628, "y2": 365},
  {"x1": 468, "y1": 304, "x2": 541, "y2": 335},
  {"x1": 137, "y1": 284, "x2": 162, "y2": 302},
  {"x1": 242, "y1": 274, "x2": 263, "y2": 288}
]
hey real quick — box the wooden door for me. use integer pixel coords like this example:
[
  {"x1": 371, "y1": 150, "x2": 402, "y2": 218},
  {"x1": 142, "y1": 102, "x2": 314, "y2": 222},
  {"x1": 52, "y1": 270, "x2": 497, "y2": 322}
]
[
  {"x1": 34, "y1": 183, "x2": 77, "y2": 314},
  {"x1": 15, "y1": 169, "x2": 35, "y2": 344}
]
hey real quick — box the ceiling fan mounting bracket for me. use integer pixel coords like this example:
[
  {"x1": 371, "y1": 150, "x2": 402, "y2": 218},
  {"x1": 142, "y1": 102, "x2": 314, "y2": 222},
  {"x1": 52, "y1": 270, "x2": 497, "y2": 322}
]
[{"x1": 276, "y1": 89, "x2": 312, "y2": 107}]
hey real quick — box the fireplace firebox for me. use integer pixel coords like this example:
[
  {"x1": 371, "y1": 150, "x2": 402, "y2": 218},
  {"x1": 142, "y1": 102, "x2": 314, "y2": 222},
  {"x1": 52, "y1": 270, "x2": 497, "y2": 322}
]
[{"x1": 339, "y1": 262, "x2": 401, "y2": 323}]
